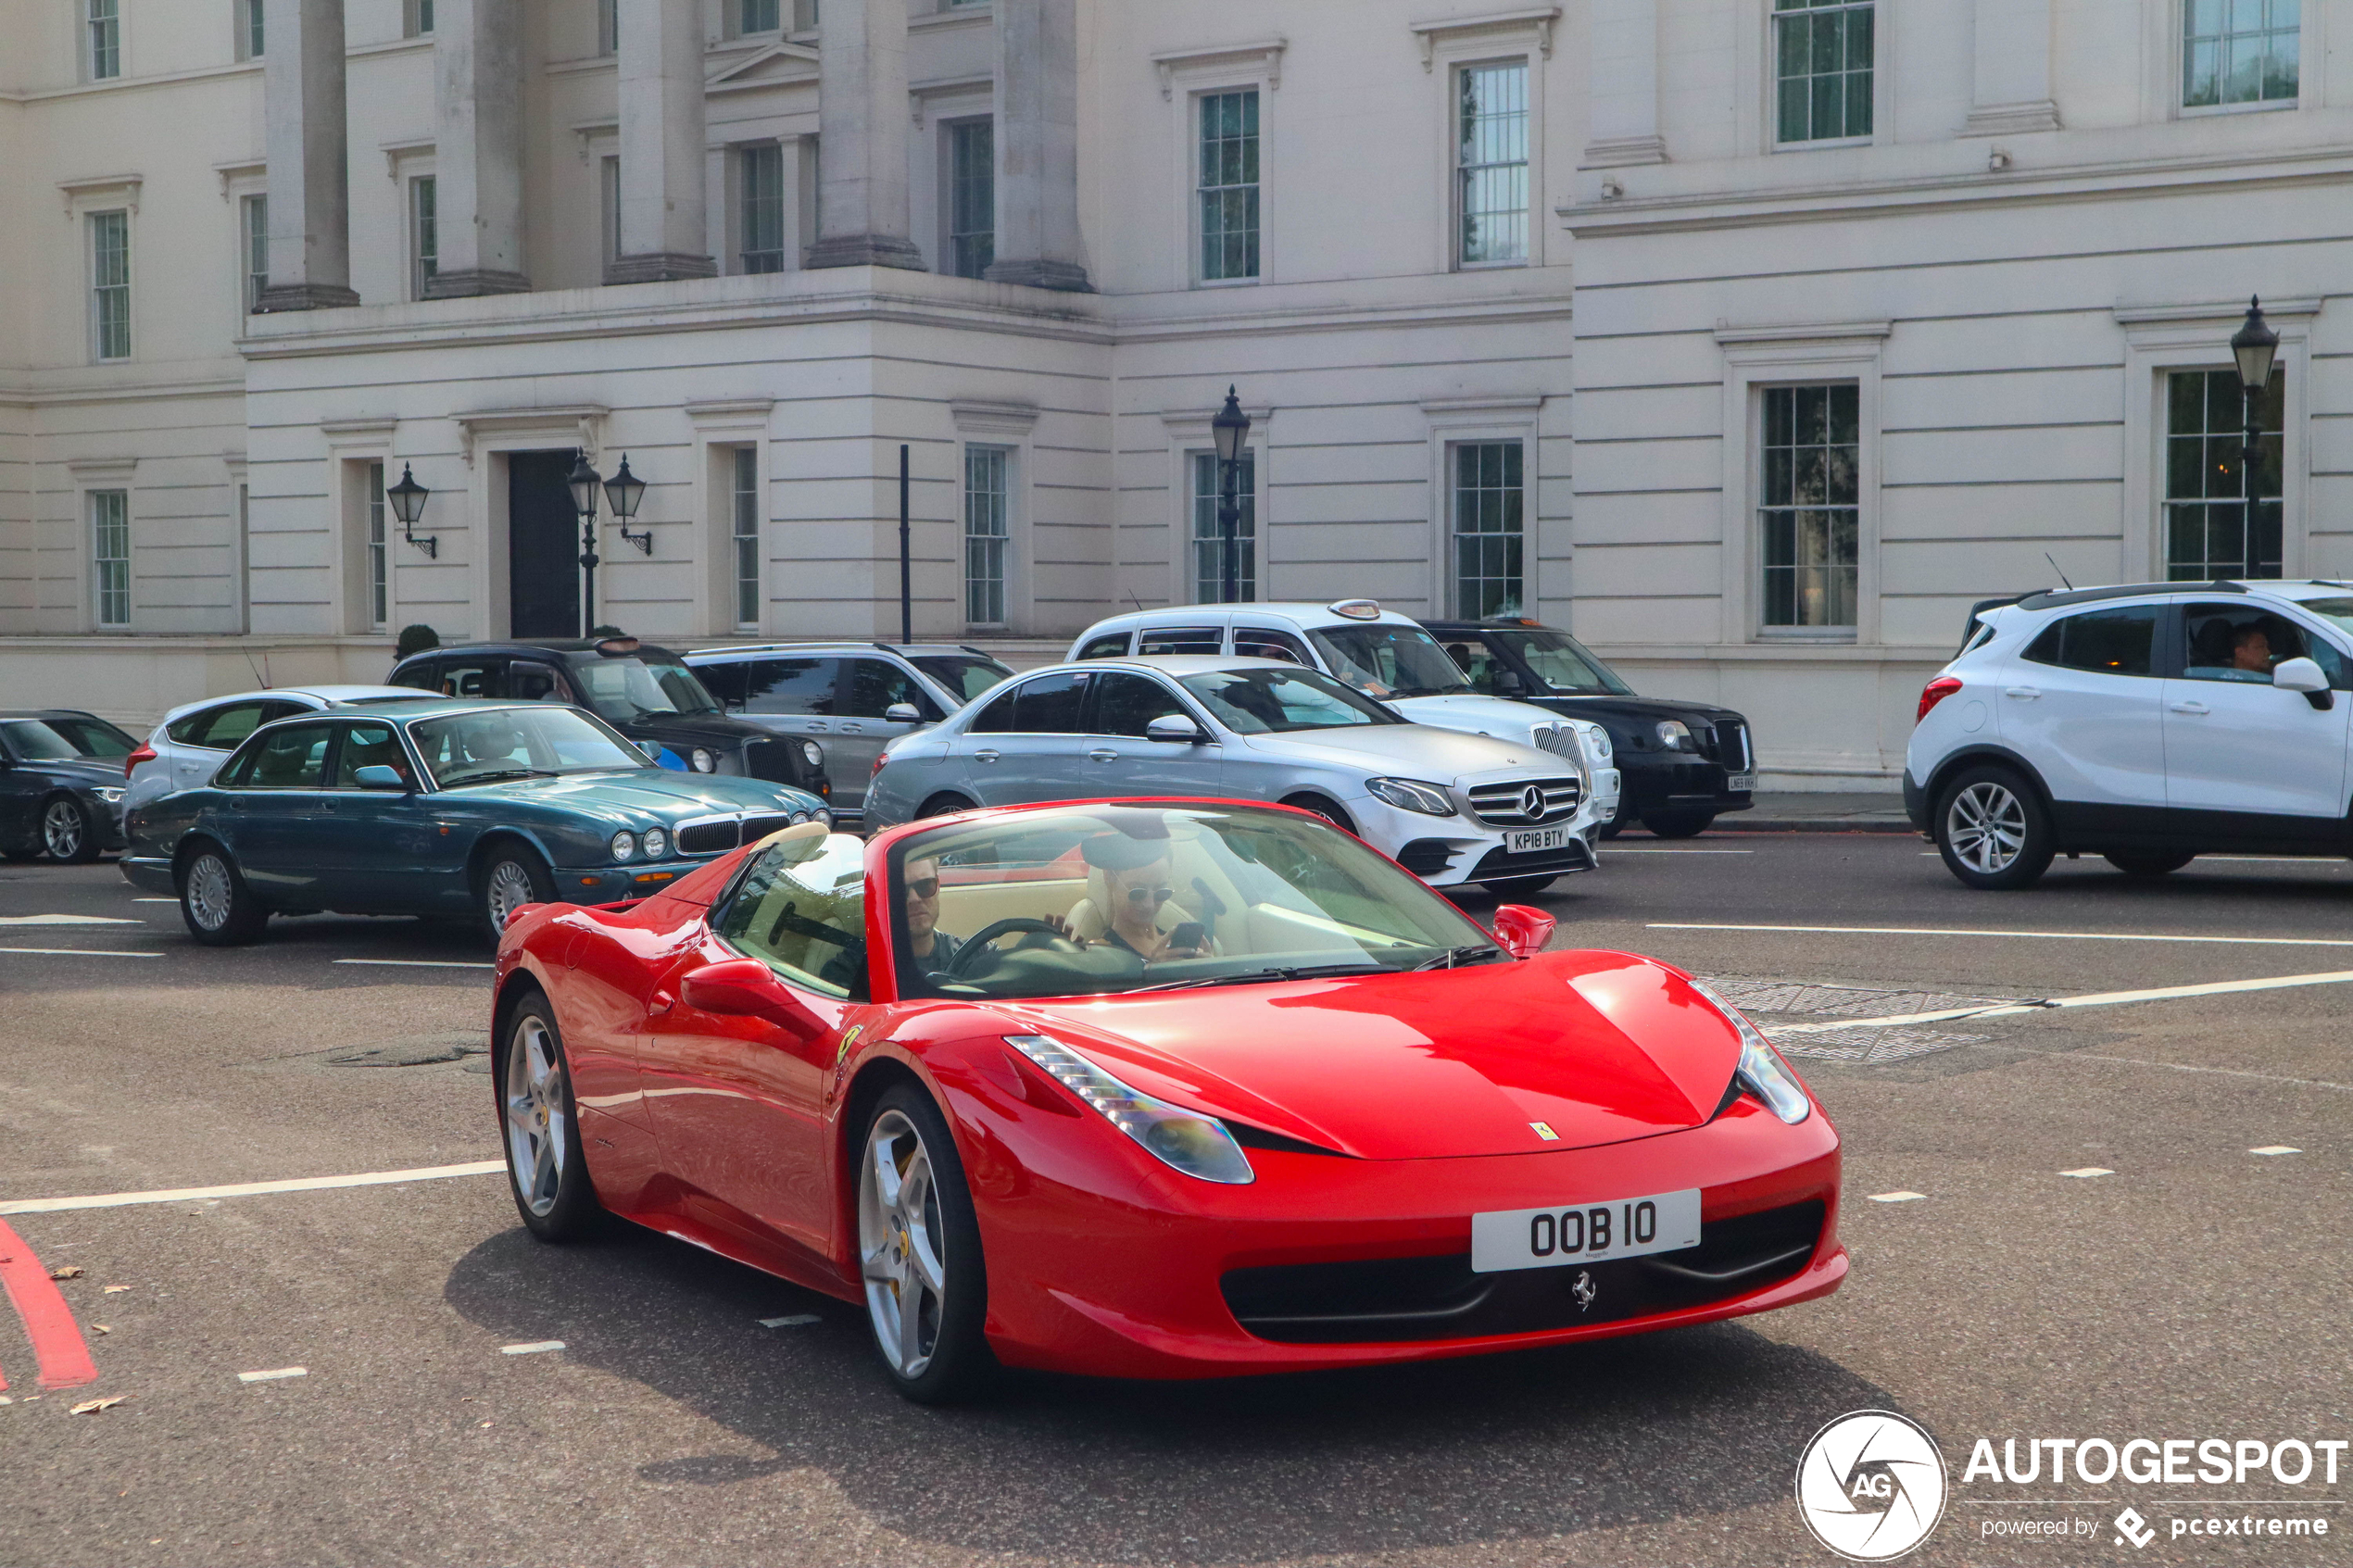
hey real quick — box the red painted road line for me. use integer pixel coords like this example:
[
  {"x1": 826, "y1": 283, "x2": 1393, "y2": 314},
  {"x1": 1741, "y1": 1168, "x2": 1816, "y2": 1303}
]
[{"x1": 0, "y1": 1220, "x2": 99, "y2": 1390}]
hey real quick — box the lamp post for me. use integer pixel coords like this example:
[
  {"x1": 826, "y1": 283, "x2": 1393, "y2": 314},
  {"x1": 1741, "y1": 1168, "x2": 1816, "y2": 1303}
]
[
  {"x1": 384, "y1": 463, "x2": 435, "y2": 558},
  {"x1": 604, "y1": 454, "x2": 650, "y2": 556},
  {"x1": 567, "y1": 449, "x2": 603, "y2": 637},
  {"x1": 1210, "y1": 386, "x2": 1252, "y2": 604},
  {"x1": 2231, "y1": 296, "x2": 2279, "y2": 575}
]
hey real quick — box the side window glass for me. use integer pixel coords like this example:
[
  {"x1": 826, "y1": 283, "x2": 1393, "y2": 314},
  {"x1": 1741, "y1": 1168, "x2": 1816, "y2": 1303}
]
[
  {"x1": 712, "y1": 832, "x2": 870, "y2": 1000},
  {"x1": 1076, "y1": 633, "x2": 1133, "y2": 660},
  {"x1": 2021, "y1": 607, "x2": 2158, "y2": 677},
  {"x1": 970, "y1": 684, "x2": 1025, "y2": 734},
  {"x1": 742, "y1": 658, "x2": 840, "y2": 715},
  {"x1": 1232, "y1": 626, "x2": 1311, "y2": 664},
  {"x1": 1092, "y1": 672, "x2": 1192, "y2": 737},
  {"x1": 697, "y1": 660, "x2": 748, "y2": 709},
  {"x1": 1439, "y1": 638, "x2": 1504, "y2": 694},
  {"x1": 232, "y1": 722, "x2": 334, "y2": 788},
  {"x1": 1013, "y1": 672, "x2": 1089, "y2": 733},
  {"x1": 1138, "y1": 625, "x2": 1226, "y2": 656},
  {"x1": 843, "y1": 659, "x2": 939, "y2": 721},
  {"x1": 391, "y1": 660, "x2": 441, "y2": 694},
  {"x1": 508, "y1": 662, "x2": 568, "y2": 702},
  {"x1": 437, "y1": 662, "x2": 497, "y2": 698},
  {"x1": 2183, "y1": 605, "x2": 2309, "y2": 684},
  {"x1": 331, "y1": 723, "x2": 411, "y2": 787},
  {"x1": 189, "y1": 701, "x2": 269, "y2": 749}
]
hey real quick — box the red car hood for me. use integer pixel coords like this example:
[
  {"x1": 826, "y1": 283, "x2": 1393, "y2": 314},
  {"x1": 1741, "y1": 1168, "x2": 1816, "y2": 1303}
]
[{"x1": 995, "y1": 950, "x2": 1743, "y2": 1160}]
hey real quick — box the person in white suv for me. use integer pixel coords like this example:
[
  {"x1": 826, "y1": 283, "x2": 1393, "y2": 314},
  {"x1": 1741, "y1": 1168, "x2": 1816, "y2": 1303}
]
[{"x1": 1907, "y1": 580, "x2": 2353, "y2": 889}]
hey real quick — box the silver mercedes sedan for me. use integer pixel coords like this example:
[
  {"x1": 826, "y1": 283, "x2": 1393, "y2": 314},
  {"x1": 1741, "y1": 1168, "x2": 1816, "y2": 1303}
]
[{"x1": 862, "y1": 656, "x2": 1599, "y2": 896}]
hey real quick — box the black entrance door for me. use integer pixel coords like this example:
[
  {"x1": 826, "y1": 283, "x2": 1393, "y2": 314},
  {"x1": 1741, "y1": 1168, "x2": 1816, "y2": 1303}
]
[{"x1": 509, "y1": 451, "x2": 581, "y2": 637}]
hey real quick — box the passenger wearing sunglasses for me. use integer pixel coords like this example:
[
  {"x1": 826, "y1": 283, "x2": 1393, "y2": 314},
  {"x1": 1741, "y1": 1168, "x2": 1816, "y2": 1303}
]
[
  {"x1": 1082, "y1": 834, "x2": 1214, "y2": 963},
  {"x1": 901, "y1": 856, "x2": 966, "y2": 978}
]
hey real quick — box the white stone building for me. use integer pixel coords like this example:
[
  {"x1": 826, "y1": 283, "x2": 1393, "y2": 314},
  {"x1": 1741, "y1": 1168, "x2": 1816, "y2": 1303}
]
[{"x1": 0, "y1": 0, "x2": 2344, "y2": 784}]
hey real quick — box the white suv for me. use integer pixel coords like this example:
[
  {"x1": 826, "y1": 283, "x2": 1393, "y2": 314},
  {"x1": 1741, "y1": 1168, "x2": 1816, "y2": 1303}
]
[{"x1": 1906, "y1": 580, "x2": 2353, "y2": 889}]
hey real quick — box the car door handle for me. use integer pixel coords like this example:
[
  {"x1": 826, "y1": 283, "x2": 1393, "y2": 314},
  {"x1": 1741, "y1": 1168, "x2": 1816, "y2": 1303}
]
[
  {"x1": 974, "y1": 749, "x2": 1000, "y2": 763},
  {"x1": 2171, "y1": 700, "x2": 2210, "y2": 716},
  {"x1": 1087, "y1": 748, "x2": 1119, "y2": 762},
  {"x1": 837, "y1": 722, "x2": 864, "y2": 734},
  {"x1": 2005, "y1": 686, "x2": 2041, "y2": 699}
]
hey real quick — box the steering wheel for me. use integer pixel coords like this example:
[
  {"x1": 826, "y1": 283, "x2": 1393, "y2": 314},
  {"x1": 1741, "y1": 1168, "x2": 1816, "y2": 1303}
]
[{"x1": 944, "y1": 917, "x2": 1084, "y2": 980}]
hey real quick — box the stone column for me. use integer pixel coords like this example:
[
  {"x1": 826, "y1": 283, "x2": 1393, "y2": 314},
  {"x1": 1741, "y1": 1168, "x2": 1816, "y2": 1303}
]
[
  {"x1": 984, "y1": 0, "x2": 1089, "y2": 291},
  {"x1": 805, "y1": 0, "x2": 925, "y2": 270},
  {"x1": 256, "y1": 0, "x2": 359, "y2": 310},
  {"x1": 426, "y1": 0, "x2": 530, "y2": 296},
  {"x1": 1583, "y1": 0, "x2": 1667, "y2": 167},
  {"x1": 1961, "y1": 0, "x2": 2061, "y2": 135},
  {"x1": 612, "y1": 0, "x2": 715, "y2": 282}
]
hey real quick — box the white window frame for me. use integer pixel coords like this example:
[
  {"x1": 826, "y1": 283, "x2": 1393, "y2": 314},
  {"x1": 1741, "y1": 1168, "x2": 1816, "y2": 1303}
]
[
  {"x1": 2116, "y1": 299, "x2": 2315, "y2": 583},
  {"x1": 730, "y1": 445, "x2": 761, "y2": 630},
  {"x1": 1159, "y1": 405, "x2": 1272, "y2": 607},
  {"x1": 235, "y1": 0, "x2": 265, "y2": 62},
  {"x1": 941, "y1": 116, "x2": 996, "y2": 282},
  {"x1": 951, "y1": 400, "x2": 1040, "y2": 631},
  {"x1": 963, "y1": 444, "x2": 1014, "y2": 628},
  {"x1": 1191, "y1": 86, "x2": 1264, "y2": 287},
  {"x1": 1715, "y1": 323, "x2": 1888, "y2": 645},
  {"x1": 324, "y1": 423, "x2": 398, "y2": 636},
  {"x1": 736, "y1": 142, "x2": 787, "y2": 275},
  {"x1": 1152, "y1": 44, "x2": 1284, "y2": 292},
  {"x1": 597, "y1": 0, "x2": 618, "y2": 57},
  {"x1": 733, "y1": 0, "x2": 785, "y2": 40},
  {"x1": 1731, "y1": 0, "x2": 1892, "y2": 157},
  {"x1": 82, "y1": 0, "x2": 121, "y2": 82},
  {"x1": 227, "y1": 458, "x2": 251, "y2": 635},
  {"x1": 408, "y1": 173, "x2": 440, "y2": 301},
  {"x1": 2150, "y1": 0, "x2": 2325, "y2": 120},
  {"x1": 1452, "y1": 58, "x2": 1534, "y2": 271},
  {"x1": 1416, "y1": 19, "x2": 1551, "y2": 273},
  {"x1": 88, "y1": 486, "x2": 132, "y2": 630},
  {"x1": 404, "y1": 0, "x2": 435, "y2": 40},
  {"x1": 599, "y1": 156, "x2": 623, "y2": 279},
  {"x1": 686, "y1": 401, "x2": 776, "y2": 636},
  {"x1": 1423, "y1": 397, "x2": 1544, "y2": 619},
  {"x1": 87, "y1": 208, "x2": 132, "y2": 362},
  {"x1": 1768, "y1": 0, "x2": 1878, "y2": 149},
  {"x1": 240, "y1": 192, "x2": 270, "y2": 315}
]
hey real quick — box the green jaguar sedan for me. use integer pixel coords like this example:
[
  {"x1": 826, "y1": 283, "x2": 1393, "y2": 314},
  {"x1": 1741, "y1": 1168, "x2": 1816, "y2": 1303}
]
[{"x1": 120, "y1": 697, "x2": 830, "y2": 946}]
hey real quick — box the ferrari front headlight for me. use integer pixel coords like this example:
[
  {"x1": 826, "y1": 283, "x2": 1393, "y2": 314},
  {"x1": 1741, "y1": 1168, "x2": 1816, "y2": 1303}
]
[
  {"x1": 1003, "y1": 1035, "x2": 1254, "y2": 1185},
  {"x1": 1689, "y1": 980, "x2": 1812, "y2": 1124}
]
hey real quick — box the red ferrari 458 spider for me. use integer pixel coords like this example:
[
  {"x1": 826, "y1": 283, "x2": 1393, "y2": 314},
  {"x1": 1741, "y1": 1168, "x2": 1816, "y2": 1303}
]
[{"x1": 490, "y1": 798, "x2": 1843, "y2": 1401}]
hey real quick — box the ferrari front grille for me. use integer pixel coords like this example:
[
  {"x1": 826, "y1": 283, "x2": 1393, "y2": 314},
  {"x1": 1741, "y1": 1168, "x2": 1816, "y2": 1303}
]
[{"x1": 1466, "y1": 776, "x2": 1582, "y2": 826}]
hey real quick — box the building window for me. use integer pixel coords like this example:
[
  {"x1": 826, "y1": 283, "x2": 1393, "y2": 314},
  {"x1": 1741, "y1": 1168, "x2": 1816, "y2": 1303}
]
[
  {"x1": 601, "y1": 157, "x2": 622, "y2": 273},
  {"x1": 91, "y1": 490, "x2": 130, "y2": 628},
  {"x1": 1760, "y1": 384, "x2": 1860, "y2": 628},
  {"x1": 405, "y1": 0, "x2": 434, "y2": 38},
  {"x1": 1190, "y1": 450, "x2": 1257, "y2": 602},
  {"x1": 2165, "y1": 369, "x2": 2284, "y2": 579},
  {"x1": 1198, "y1": 89, "x2": 1261, "y2": 282},
  {"x1": 964, "y1": 445, "x2": 1011, "y2": 625},
  {"x1": 1774, "y1": 0, "x2": 1873, "y2": 144},
  {"x1": 365, "y1": 462, "x2": 390, "y2": 629},
  {"x1": 89, "y1": 210, "x2": 131, "y2": 361},
  {"x1": 242, "y1": 194, "x2": 270, "y2": 313},
  {"x1": 409, "y1": 176, "x2": 438, "y2": 299},
  {"x1": 1456, "y1": 62, "x2": 1529, "y2": 268},
  {"x1": 947, "y1": 119, "x2": 995, "y2": 280},
  {"x1": 2183, "y1": 0, "x2": 2298, "y2": 109},
  {"x1": 740, "y1": 144, "x2": 786, "y2": 273},
  {"x1": 1452, "y1": 442, "x2": 1525, "y2": 618},
  {"x1": 740, "y1": 0, "x2": 782, "y2": 35},
  {"x1": 236, "y1": 0, "x2": 264, "y2": 60},
  {"x1": 598, "y1": 0, "x2": 618, "y2": 56},
  {"x1": 732, "y1": 448, "x2": 761, "y2": 628},
  {"x1": 84, "y1": 0, "x2": 120, "y2": 81}
]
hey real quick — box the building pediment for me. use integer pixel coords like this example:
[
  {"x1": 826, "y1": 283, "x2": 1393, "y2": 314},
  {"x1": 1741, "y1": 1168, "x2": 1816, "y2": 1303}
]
[{"x1": 707, "y1": 42, "x2": 821, "y2": 92}]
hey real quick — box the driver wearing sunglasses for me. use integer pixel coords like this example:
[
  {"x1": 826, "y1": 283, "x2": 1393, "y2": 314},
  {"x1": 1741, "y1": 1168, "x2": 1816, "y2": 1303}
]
[{"x1": 901, "y1": 856, "x2": 966, "y2": 978}]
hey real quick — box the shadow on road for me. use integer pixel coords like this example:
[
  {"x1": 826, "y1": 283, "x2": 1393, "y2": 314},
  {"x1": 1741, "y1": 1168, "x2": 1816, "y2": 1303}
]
[{"x1": 443, "y1": 1218, "x2": 1890, "y2": 1562}]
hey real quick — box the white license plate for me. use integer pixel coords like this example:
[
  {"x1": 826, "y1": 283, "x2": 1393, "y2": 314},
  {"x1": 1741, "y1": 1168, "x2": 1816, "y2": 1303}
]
[
  {"x1": 1470, "y1": 1187, "x2": 1703, "y2": 1273},
  {"x1": 1506, "y1": 826, "x2": 1569, "y2": 855},
  {"x1": 1726, "y1": 771, "x2": 1755, "y2": 792}
]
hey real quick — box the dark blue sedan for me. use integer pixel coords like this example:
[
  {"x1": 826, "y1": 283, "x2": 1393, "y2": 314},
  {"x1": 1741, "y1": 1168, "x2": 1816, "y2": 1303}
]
[{"x1": 121, "y1": 698, "x2": 829, "y2": 946}]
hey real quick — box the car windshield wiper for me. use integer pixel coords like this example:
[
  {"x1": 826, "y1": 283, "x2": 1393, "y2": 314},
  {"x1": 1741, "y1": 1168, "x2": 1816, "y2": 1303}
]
[
  {"x1": 1412, "y1": 945, "x2": 1509, "y2": 972},
  {"x1": 441, "y1": 767, "x2": 558, "y2": 785},
  {"x1": 1130, "y1": 961, "x2": 1393, "y2": 993}
]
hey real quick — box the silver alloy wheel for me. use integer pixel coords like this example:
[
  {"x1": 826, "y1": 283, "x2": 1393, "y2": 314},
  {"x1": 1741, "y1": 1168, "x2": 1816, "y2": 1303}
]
[
  {"x1": 504, "y1": 1015, "x2": 568, "y2": 1218},
  {"x1": 1946, "y1": 781, "x2": 2027, "y2": 873},
  {"x1": 184, "y1": 853, "x2": 233, "y2": 931},
  {"x1": 43, "y1": 800, "x2": 84, "y2": 859},
  {"x1": 484, "y1": 859, "x2": 536, "y2": 929},
  {"x1": 858, "y1": 1110, "x2": 947, "y2": 1380}
]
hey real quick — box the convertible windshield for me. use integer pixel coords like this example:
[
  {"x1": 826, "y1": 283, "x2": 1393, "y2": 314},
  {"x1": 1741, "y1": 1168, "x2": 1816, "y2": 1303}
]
[
  {"x1": 575, "y1": 656, "x2": 723, "y2": 723},
  {"x1": 1307, "y1": 624, "x2": 1474, "y2": 698},
  {"x1": 2, "y1": 716, "x2": 135, "y2": 759},
  {"x1": 1487, "y1": 629, "x2": 1634, "y2": 696},
  {"x1": 889, "y1": 804, "x2": 1499, "y2": 1001},
  {"x1": 409, "y1": 707, "x2": 654, "y2": 787},
  {"x1": 908, "y1": 654, "x2": 1014, "y2": 705},
  {"x1": 1177, "y1": 667, "x2": 1400, "y2": 733}
]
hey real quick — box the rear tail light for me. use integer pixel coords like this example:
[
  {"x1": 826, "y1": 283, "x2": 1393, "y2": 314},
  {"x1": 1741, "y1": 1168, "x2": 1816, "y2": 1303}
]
[
  {"x1": 124, "y1": 744, "x2": 157, "y2": 779},
  {"x1": 872, "y1": 752, "x2": 889, "y2": 775},
  {"x1": 1916, "y1": 676, "x2": 1964, "y2": 724}
]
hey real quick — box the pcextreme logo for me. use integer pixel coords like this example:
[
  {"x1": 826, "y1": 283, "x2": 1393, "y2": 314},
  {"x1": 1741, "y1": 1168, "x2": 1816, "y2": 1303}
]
[{"x1": 1795, "y1": 1410, "x2": 1950, "y2": 1561}]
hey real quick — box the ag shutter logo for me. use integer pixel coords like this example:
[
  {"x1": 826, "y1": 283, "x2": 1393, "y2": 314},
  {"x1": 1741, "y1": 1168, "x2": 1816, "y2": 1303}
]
[{"x1": 1795, "y1": 1411, "x2": 1949, "y2": 1561}]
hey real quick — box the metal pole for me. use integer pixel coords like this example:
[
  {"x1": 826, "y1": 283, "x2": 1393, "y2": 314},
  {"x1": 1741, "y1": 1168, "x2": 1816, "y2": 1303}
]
[
  {"x1": 1218, "y1": 458, "x2": 1239, "y2": 604},
  {"x1": 2244, "y1": 383, "x2": 2261, "y2": 571},
  {"x1": 899, "y1": 444, "x2": 912, "y2": 644},
  {"x1": 580, "y1": 516, "x2": 599, "y2": 638}
]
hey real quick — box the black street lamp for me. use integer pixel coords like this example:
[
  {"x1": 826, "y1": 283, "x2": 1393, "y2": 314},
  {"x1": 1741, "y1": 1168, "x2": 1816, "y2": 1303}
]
[
  {"x1": 567, "y1": 449, "x2": 603, "y2": 637},
  {"x1": 2232, "y1": 296, "x2": 2279, "y2": 573},
  {"x1": 384, "y1": 463, "x2": 436, "y2": 558},
  {"x1": 605, "y1": 454, "x2": 651, "y2": 556},
  {"x1": 1210, "y1": 386, "x2": 1252, "y2": 604}
]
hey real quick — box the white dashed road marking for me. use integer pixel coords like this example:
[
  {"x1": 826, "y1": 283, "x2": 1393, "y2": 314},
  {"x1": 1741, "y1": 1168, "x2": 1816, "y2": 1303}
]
[
  {"x1": 1655, "y1": 922, "x2": 2353, "y2": 948},
  {"x1": 0, "y1": 947, "x2": 160, "y2": 959},
  {"x1": 331, "y1": 959, "x2": 497, "y2": 971},
  {"x1": 2250, "y1": 1146, "x2": 2303, "y2": 1156},
  {"x1": 501, "y1": 1341, "x2": 565, "y2": 1356},
  {"x1": 0, "y1": 914, "x2": 142, "y2": 926},
  {"x1": 1869, "y1": 1192, "x2": 1927, "y2": 1203},
  {"x1": 759, "y1": 1314, "x2": 822, "y2": 1328},
  {"x1": 0, "y1": 1160, "x2": 506, "y2": 1215},
  {"x1": 2059, "y1": 1168, "x2": 2115, "y2": 1179},
  {"x1": 238, "y1": 1367, "x2": 308, "y2": 1383},
  {"x1": 1768, "y1": 969, "x2": 2353, "y2": 1035}
]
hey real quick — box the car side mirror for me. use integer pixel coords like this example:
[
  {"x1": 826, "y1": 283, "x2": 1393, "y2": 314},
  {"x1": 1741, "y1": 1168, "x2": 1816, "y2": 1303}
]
[
  {"x1": 351, "y1": 764, "x2": 410, "y2": 792},
  {"x1": 1146, "y1": 713, "x2": 1205, "y2": 744},
  {"x1": 681, "y1": 957, "x2": 824, "y2": 1039},
  {"x1": 635, "y1": 740, "x2": 663, "y2": 759},
  {"x1": 2273, "y1": 657, "x2": 2328, "y2": 694},
  {"x1": 1491, "y1": 904, "x2": 1556, "y2": 960},
  {"x1": 884, "y1": 702, "x2": 924, "y2": 725}
]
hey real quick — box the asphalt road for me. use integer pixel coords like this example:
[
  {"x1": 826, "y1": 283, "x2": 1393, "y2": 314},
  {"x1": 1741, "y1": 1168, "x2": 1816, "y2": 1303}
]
[{"x1": 2, "y1": 837, "x2": 2348, "y2": 1567}]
